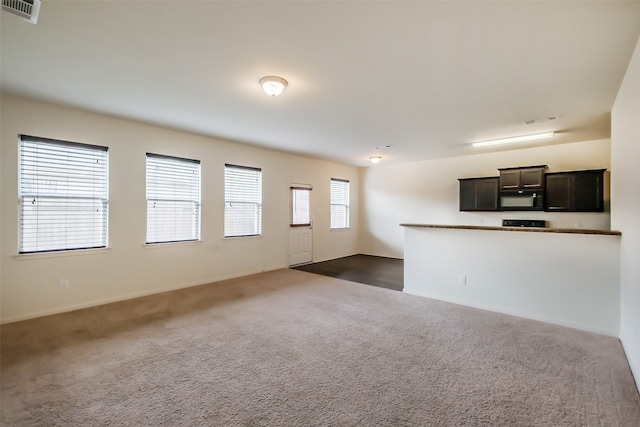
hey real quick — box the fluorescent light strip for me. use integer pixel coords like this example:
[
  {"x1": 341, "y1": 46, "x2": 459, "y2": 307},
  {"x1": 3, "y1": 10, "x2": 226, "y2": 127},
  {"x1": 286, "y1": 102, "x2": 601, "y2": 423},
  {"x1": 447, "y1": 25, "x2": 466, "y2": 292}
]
[{"x1": 472, "y1": 131, "x2": 555, "y2": 148}]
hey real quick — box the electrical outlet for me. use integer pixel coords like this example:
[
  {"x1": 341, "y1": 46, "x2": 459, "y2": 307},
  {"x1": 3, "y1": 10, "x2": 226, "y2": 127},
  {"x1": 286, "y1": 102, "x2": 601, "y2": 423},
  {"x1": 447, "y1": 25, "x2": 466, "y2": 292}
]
[
  {"x1": 60, "y1": 279, "x2": 70, "y2": 290},
  {"x1": 458, "y1": 275, "x2": 467, "y2": 285}
]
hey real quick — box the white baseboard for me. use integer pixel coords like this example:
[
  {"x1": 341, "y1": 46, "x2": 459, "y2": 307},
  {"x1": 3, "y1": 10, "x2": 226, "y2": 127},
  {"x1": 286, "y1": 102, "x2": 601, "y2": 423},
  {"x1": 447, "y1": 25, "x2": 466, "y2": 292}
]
[
  {"x1": 1, "y1": 265, "x2": 285, "y2": 325},
  {"x1": 404, "y1": 288, "x2": 619, "y2": 337},
  {"x1": 619, "y1": 327, "x2": 640, "y2": 394}
]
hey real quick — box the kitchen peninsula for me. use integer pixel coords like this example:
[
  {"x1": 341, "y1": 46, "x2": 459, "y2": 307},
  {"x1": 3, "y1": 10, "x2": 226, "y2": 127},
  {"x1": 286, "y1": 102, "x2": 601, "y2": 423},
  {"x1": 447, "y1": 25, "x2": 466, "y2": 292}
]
[{"x1": 401, "y1": 223, "x2": 621, "y2": 336}]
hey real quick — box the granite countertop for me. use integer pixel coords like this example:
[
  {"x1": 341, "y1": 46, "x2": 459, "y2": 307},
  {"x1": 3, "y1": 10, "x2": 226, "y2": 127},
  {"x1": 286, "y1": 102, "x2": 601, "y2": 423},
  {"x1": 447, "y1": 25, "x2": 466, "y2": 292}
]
[{"x1": 400, "y1": 223, "x2": 621, "y2": 236}]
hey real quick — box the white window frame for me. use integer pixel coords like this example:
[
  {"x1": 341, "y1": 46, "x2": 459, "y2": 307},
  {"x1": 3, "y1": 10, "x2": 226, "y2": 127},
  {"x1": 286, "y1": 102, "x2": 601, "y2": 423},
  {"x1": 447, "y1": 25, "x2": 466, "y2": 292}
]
[
  {"x1": 330, "y1": 178, "x2": 350, "y2": 229},
  {"x1": 18, "y1": 135, "x2": 109, "y2": 254},
  {"x1": 224, "y1": 164, "x2": 262, "y2": 238},
  {"x1": 146, "y1": 153, "x2": 201, "y2": 244}
]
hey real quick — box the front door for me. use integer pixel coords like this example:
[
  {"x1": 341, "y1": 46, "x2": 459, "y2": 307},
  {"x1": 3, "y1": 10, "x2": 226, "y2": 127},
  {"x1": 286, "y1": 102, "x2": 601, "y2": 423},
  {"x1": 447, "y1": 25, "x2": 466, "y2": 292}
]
[{"x1": 289, "y1": 185, "x2": 313, "y2": 266}]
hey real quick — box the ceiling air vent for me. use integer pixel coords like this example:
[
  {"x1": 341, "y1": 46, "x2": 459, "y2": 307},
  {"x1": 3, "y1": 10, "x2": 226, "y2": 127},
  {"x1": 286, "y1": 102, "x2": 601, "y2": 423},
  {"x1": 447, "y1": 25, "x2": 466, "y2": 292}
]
[{"x1": 2, "y1": 0, "x2": 40, "y2": 24}]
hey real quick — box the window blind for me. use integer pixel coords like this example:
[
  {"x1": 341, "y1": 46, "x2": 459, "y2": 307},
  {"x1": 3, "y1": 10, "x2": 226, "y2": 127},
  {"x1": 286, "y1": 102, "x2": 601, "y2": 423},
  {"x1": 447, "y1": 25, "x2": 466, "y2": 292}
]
[
  {"x1": 225, "y1": 164, "x2": 262, "y2": 237},
  {"x1": 18, "y1": 135, "x2": 109, "y2": 253},
  {"x1": 146, "y1": 153, "x2": 201, "y2": 244},
  {"x1": 330, "y1": 178, "x2": 350, "y2": 229},
  {"x1": 291, "y1": 187, "x2": 311, "y2": 226}
]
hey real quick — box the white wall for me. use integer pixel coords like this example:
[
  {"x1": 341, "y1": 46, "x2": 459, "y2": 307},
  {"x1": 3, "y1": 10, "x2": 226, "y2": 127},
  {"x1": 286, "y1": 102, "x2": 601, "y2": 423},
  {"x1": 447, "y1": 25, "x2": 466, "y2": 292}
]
[
  {"x1": 404, "y1": 226, "x2": 620, "y2": 336},
  {"x1": 611, "y1": 35, "x2": 640, "y2": 391},
  {"x1": 360, "y1": 140, "x2": 611, "y2": 258},
  {"x1": 0, "y1": 95, "x2": 360, "y2": 323}
]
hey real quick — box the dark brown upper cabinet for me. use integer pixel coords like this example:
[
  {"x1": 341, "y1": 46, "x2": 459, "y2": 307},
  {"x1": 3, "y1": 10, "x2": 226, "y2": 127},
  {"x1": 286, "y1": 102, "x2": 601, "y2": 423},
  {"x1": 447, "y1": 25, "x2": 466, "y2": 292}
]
[
  {"x1": 498, "y1": 165, "x2": 547, "y2": 190},
  {"x1": 545, "y1": 169, "x2": 605, "y2": 212},
  {"x1": 459, "y1": 177, "x2": 499, "y2": 211}
]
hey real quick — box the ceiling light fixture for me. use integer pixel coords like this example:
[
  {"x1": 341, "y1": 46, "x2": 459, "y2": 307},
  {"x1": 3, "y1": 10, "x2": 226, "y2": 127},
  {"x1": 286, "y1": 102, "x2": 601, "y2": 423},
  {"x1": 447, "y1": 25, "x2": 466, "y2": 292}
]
[
  {"x1": 369, "y1": 155, "x2": 382, "y2": 164},
  {"x1": 471, "y1": 131, "x2": 555, "y2": 148},
  {"x1": 259, "y1": 76, "x2": 288, "y2": 96}
]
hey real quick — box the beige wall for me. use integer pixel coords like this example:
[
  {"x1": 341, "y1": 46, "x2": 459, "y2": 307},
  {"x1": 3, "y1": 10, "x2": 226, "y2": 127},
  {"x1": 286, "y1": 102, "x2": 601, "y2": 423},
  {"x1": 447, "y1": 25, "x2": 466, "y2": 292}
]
[
  {"x1": 611, "y1": 35, "x2": 640, "y2": 390},
  {"x1": 0, "y1": 95, "x2": 360, "y2": 323},
  {"x1": 359, "y1": 139, "x2": 611, "y2": 258}
]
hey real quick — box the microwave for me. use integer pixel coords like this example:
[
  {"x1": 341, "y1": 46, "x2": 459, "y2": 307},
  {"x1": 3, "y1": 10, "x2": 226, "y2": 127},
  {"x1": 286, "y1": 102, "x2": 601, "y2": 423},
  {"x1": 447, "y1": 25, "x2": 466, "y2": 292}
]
[{"x1": 500, "y1": 190, "x2": 544, "y2": 211}]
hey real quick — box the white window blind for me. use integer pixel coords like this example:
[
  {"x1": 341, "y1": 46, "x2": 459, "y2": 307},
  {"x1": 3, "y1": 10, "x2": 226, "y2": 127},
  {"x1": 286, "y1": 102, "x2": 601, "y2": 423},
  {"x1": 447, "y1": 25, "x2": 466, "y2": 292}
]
[
  {"x1": 330, "y1": 178, "x2": 350, "y2": 229},
  {"x1": 291, "y1": 187, "x2": 311, "y2": 226},
  {"x1": 225, "y1": 164, "x2": 262, "y2": 237},
  {"x1": 146, "y1": 153, "x2": 201, "y2": 244},
  {"x1": 18, "y1": 135, "x2": 109, "y2": 253}
]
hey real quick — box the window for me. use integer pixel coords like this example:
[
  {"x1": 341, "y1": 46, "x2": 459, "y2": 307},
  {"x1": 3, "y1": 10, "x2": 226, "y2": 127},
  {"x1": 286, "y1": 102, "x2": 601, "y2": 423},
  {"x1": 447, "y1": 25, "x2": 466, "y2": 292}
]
[
  {"x1": 18, "y1": 135, "x2": 109, "y2": 253},
  {"x1": 225, "y1": 164, "x2": 262, "y2": 237},
  {"x1": 291, "y1": 187, "x2": 311, "y2": 226},
  {"x1": 146, "y1": 153, "x2": 201, "y2": 244},
  {"x1": 330, "y1": 178, "x2": 350, "y2": 229}
]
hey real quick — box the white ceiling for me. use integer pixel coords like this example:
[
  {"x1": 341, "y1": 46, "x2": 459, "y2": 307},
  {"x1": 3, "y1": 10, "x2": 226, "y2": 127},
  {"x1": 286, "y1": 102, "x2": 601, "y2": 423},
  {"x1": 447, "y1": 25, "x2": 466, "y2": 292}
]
[{"x1": 2, "y1": 1, "x2": 640, "y2": 167}]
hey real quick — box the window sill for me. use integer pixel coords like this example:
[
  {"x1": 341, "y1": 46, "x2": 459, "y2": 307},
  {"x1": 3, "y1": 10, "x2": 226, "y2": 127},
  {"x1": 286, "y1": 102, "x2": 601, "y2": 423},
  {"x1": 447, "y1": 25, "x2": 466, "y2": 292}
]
[
  {"x1": 144, "y1": 240, "x2": 203, "y2": 249},
  {"x1": 224, "y1": 234, "x2": 263, "y2": 240},
  {"x1": 14, "y1": 247, "x2": 111, "y2": 261},
  {"x1": 331, "y1": 227, "x2": 351, "y2": 232}
]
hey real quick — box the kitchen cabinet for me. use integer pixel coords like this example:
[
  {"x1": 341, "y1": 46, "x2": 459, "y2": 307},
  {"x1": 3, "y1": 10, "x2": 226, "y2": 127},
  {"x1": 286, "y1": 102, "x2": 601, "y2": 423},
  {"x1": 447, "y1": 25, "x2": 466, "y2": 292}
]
[
  {"x1": 459, "y1": 177, "x2": 499, "y2": 211},
  {"x1": 545, "y1": 169, "x2": 605, "y2": 212},
  {"x1": 499, "y1": 165, "x2": 547, "y2": 190}
]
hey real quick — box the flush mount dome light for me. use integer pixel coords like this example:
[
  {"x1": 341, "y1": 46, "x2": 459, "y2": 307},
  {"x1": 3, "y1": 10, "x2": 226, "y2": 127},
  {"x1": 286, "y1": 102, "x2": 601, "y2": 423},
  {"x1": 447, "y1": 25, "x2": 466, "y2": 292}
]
[
  {"x1": 369, "y1": 155, "x2": 382, "y2": 164},
  {"x1": 260, "y1": 76, "x2": 288, "y2": 96}
]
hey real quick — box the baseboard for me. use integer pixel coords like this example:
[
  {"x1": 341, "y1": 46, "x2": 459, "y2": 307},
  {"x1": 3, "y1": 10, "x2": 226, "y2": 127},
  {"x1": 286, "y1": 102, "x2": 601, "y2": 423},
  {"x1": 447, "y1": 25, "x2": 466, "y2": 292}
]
[
  {"x1": 620, "y1": 330, "x2": 640, "y2": 395},
  {"x1": 1, "y1": 265, "x2": 285, "y2": 325},
  {"x1": 404, "y1": 288, "x2": 619, "y2": 337},
  {"x1": 311, "y1": 253, "x2": 404, "y2": 263},
  {"x1": 357, "y1": 252, "x2": 404, "y2": 260}
]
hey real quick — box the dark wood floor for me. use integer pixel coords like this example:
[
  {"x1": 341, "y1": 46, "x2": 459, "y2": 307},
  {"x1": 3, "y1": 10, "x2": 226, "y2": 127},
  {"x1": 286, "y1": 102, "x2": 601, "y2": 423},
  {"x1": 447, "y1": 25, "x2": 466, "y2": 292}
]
[{"x1": 291, "y1": 254, "x2": 404, "y2": 291}]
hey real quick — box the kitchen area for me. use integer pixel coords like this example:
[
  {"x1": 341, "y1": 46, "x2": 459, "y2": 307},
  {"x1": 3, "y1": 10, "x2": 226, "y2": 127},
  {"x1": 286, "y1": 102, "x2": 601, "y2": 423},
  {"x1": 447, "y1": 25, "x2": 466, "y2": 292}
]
[{"x1": 401, "y1": 164, "x2": 621, "y2": 336}]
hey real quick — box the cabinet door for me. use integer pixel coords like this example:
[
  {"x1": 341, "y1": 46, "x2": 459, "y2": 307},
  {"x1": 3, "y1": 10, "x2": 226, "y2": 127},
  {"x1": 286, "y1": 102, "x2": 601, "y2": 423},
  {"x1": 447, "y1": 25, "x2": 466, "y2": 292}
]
[
  {"x1": 545, "y1": 174, "x2": 572, "y2": 211},
  {"x1": 459, "y1": 180, "x2": 477, "y2": 211},
  {"x1": 476, "y1": 179, "x2": 499, "y2": 210},
  {"x1": 521, "y1": 168, "x2": 544, "y2": 188},
  {"x1": 499, "y1": 170, "x2": 520, "y2": 190},
  {"x1": 545, "y1": 170, "x2": 605, "y2": 212},
  {"x1": 499, "y1": 167, "x2": 545, "y2": 189},
  {"x1": 459, "y1": 178, "x2": 499, "y2": 211},
  {"x1": 573, "y1": 172, "x2": 603, "y2": 211}
]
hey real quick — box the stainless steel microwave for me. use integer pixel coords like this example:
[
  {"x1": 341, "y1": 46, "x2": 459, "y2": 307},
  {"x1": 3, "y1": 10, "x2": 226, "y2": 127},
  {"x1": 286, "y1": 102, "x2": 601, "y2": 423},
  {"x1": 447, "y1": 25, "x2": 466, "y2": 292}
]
[{"x1": 500, "y1": 190, "x2": 544, "y2": 211}]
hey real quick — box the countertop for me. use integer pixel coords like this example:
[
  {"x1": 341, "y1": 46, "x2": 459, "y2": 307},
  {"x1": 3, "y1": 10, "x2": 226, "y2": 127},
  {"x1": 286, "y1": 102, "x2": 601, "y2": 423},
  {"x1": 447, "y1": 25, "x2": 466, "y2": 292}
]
[{"x1": 400, "y1": 223, "x2": 621, "y2": 236}]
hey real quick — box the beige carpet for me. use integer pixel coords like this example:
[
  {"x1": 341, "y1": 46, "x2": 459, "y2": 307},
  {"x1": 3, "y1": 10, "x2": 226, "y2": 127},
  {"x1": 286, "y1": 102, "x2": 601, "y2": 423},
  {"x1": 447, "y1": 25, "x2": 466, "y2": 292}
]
[{"x1": 1, "y1": 269, "x2": 639, "y2": 426}]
